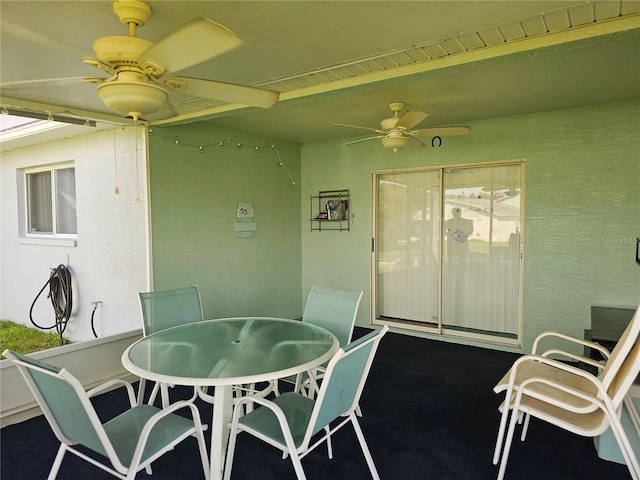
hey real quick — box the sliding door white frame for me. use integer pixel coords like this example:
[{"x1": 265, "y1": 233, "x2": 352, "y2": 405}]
[{"x1": 370, "y1": 160, "x2": 525, "y2": 346}]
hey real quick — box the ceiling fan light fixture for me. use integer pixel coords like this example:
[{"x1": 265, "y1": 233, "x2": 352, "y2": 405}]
[
  {"x1": 97, "y1": 80, "x2": 167, "y2": 121},
  {"x1": 381, "y1": 134, "x2": 410, "y2": 151}
]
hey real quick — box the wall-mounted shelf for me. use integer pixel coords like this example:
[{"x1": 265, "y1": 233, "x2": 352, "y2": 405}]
[{"x1": 310, "y1": 189, "x2": 350, "y2": 232}]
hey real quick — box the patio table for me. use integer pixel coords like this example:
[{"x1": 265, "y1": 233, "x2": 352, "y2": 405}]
[{"x1": 121, "y1": 316, "x2": 338, "y2": 480}]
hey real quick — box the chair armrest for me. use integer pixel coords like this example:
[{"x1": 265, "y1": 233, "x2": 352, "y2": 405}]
[
  {"x1": 234, "y1": 382, "x2": 275, "y2": 398},
  {"x1": 532, "y1": 331, "x2": 610, "y2": 360},
  {"x1": 507, "y1": 354, "x2": 608, "y2": 403},
  {"x1": 87, "y1": 379, "x2": 137, "y2": 407},
  {"x1": 232, "y1": 395, "x2": 300, "y2": 450},
  {"x1": 539, "y1": 348, "x2": 606, "y2": 371},
  {"x1": 130, "y1": 400, "x2": 206, "y2": 470},
  {"x1": 516, "y1": 368, "x2": 608, "y2": 414},
  {"x1": 139, "y1": 400, "x2": 204, "y2": 441},
  {"x1": 515, "y1": 373, "x2": 607, "y2": 413},
  {"x1": 235, "y1": 394, "x2": 278, "y2": 410},
  {"x1": 148, "y1": 398, "x2": 201, "y2": 420}
]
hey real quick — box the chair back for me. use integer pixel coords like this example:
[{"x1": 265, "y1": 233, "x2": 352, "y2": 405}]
[
  {"x1": 608, "y1": 327, "x2": 640, "y2": 409},
  {"x1": 306, "y1": 326, "x2": 388, "y2": 440},
  {"x1": 139, "y1": 285, "x2": 204, "y2": 335},
  {"x1": 599, "y1": 304, "x2": 640, "y2": 390},
  {"x1": 302, "y1": 285, "x2": 363, "y2": 346},
  {"x1": 3, "y1": 350, "x2": 116, "y2": 462}
]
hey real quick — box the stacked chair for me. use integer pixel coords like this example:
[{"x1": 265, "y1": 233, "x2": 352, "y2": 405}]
[{"x1": 493, "y1": 304, "x2": 640, "y2": 479}]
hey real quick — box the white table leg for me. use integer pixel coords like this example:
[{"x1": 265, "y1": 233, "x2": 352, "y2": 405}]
[
  {"x1": 160, "y1": 383, "x2": 170, "y2": 408},
  {"x1": 209, "y1": 385, "x2": 234, "y2": 480}
]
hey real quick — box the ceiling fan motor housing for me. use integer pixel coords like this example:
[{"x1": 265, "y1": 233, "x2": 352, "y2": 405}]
[{"x1": 93, "y1": 36, "x2": 153, "y2": 66}]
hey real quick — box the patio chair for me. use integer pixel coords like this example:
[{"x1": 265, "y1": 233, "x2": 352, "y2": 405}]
[
  {"x1": 3, "y1": 349, "x2": 209, "y2": 480},
  {"x1": 137, "y1": 285, "x2": 204, "y2": 405},
  {"x1": 275, "y1": 285, "x2": 363, "y2": 396},
  {"x1": 493, "y1": 304, "x2": 640, "y2": 462},
  {"x1": 223, "y1": 325, "x2": 389, "y2": 480},
  {"x1": 492, "y1": 304, "x2": 640, "y2": 480}
]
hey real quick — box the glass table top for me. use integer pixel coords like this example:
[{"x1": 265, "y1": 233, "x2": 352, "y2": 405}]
[{"x1": 123, "y1": 317, "x2": 337, "y2": 385}]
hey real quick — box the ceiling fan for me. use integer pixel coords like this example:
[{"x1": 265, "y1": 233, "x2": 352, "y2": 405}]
[
  {"x1": 4, "y1": 0, "x2": 279, "y2": 121},
  {"x1": 334, "y1": 102, "x2": 469, "y2": 152}
]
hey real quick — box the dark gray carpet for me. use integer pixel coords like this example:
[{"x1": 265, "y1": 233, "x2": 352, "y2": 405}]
[{"x1": 1, "y1": 328, "x2": 631, "y2": 479}]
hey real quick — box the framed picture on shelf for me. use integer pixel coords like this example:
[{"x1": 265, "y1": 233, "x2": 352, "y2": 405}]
[{"x1": 326, "y1": 199, "x2": 347, "y2": 220}]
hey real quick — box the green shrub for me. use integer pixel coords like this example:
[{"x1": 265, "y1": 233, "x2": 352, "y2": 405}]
[{"x1": 0, "y1": 320, "x2": 69, "y2": 359}]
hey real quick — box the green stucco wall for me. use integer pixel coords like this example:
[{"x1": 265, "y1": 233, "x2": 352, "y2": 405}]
[
  {"x1": 147, "y1": 122, "x2": 303, "y2": 320},
  {"x1": 146, "y1": 101, "x2": 638, "y2": 353},
  {"x1": 301, "y1": 100, "x2": 640, "y2": 353}
]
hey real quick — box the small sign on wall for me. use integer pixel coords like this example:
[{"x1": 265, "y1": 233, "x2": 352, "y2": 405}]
[{"x1": 235, "y1": 201, "x2": 256, "y2": 238}]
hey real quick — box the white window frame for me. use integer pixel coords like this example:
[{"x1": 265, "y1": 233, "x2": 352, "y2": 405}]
[{"x1": 23, "y1": 162, "x2": 77, "y2": 239}]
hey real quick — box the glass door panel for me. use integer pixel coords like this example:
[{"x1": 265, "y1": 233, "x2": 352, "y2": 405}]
[
  {"x1": 375, "y1": 169, "x2": 441, "y2": 326},
  {"x1": 441, "y1": 164, "x2": 521, "y2": 337}
]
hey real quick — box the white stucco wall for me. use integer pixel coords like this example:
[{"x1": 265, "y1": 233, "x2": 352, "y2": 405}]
[{"x1": 0, "y1": 124, "x2": 150, "y2": 341}]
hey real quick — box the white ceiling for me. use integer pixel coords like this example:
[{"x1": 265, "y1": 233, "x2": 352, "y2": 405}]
[{"x1": 1, "y1": 1, "x2": 639, "y2": 145}]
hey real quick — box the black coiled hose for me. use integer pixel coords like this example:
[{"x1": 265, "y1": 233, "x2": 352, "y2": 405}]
[{"x1": 30, "y1": 264, "x2": 73, "y2": 345}]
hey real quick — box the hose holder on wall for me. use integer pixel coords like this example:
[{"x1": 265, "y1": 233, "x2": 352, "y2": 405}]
[{"x1": 30, "y1": 264, "x2": 73, "y2": 345}]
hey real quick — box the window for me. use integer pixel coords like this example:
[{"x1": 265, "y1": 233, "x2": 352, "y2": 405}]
[{"x1": 25, "y1": 164, "x2": 77, "y2": 236}]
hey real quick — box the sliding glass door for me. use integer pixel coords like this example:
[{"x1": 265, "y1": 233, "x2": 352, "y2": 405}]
[{"x1": 373, "y1": 162, "x2": 523, "y2": 343}]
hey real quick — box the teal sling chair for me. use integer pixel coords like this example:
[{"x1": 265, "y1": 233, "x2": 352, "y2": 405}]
[
  {"x1": 137, "y1": 285, "x2": 204, "y2": 406},
  {"x1": 275, "y1": 284, "x2": 363, "y2": 397},
  {"x1": 224, "y1": 325, "x2": 389, "y2": 480}
]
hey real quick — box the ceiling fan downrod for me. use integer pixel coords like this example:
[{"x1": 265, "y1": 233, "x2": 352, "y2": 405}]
[{"x1": 112, "y1": 0, "x2": 151, "y2": 36}]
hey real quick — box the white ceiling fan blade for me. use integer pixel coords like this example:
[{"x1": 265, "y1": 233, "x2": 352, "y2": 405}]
[
  {"x1": 344, "y1": 136, "x2": 384, "y2": 145},
  {"x1": 0, "y1": 77, "x2": 88, "y2": 90},
  {"x1": 416, "y1": 126, "x2": 470, "y2": 136},
  {"x1": 397, "y1": 110, "x2": 428, "y2": 130},
  {"x1": 167, "y1": 77, "x2": 278, "y2": 108},
  {"x1": 334, "y1": 123, "x2": 385, "y2": 134},
  {"x1": 407, "y1": 135, "x2": 425, "y2": 149},
  {"x1": 138, "y1": 18, "x2": 244, "y2": 76},
  {"x1": 3, "y1": 22, "x2": 93, "y2": 61}
]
